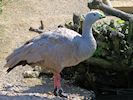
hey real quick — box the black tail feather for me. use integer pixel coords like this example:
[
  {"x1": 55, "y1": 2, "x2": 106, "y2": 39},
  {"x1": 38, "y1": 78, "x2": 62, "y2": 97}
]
[
  {"x1": 7, "y1": 66, "x2": 16, "y2": 73},
  {"x1": 7, "y1": 60, "x2": 28, "y2": 73}
]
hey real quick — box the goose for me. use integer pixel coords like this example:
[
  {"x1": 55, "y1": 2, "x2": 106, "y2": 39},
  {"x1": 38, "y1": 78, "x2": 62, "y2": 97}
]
[{"x1": 4, "y1": 10, "x2": 105, "y2": 97}]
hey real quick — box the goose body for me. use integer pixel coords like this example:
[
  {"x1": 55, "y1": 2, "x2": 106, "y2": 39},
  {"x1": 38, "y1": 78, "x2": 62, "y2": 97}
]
[
  {"x1": 4, "y1": 10, "x2": 105, "y2": 97},
  {"x1": 6, "y1": 28, "x2": 96, "y2": 72}
]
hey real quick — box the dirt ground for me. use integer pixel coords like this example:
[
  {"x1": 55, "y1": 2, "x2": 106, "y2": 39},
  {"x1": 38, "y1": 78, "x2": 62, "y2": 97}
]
[
  {"x1": 0, "y1": 65, "x2": 95, "y2": 100},
  {"x1": 0, "y1": 0, "x2": 96, "y2": 100}
]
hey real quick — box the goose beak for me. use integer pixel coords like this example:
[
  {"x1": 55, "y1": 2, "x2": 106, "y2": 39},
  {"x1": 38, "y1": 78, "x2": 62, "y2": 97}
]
[{"x1": 99, "y1": 13, "x2": 106, "y2": 19}]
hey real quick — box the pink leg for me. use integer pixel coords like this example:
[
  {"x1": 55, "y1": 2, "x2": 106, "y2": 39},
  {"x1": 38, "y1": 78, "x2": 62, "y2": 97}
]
[
  {"x1": 53, "y1": 73, "x2": 67, "y2": 98},
  {"x1": 53, "y1": 73, "x2": 61, "y2": 89}
]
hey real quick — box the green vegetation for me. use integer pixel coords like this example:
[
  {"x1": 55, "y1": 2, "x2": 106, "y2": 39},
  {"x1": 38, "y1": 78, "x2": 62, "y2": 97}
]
[
  {"x1": 0, "y1": 0, "x2": 15, "y2": 14},
  {"x1": 0, "y1": 0, "x2": 2, "y2": 14}
]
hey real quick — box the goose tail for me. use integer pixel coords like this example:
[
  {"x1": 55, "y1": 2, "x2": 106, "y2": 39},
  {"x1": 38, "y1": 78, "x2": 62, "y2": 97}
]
[{"x1": 4, "y1": 45, "x2": 31, "y2": 73}]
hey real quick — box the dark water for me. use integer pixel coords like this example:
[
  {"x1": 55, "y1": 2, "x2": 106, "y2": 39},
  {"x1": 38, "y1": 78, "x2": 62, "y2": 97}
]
[{"x1": 97, "y1": 95, "x2": 133, "y2": 100}]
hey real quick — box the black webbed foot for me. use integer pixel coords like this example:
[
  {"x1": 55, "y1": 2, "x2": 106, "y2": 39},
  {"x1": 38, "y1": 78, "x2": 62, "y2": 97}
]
[{"x1": 53, "y1": 87, "x2": 67, "y2": 98}]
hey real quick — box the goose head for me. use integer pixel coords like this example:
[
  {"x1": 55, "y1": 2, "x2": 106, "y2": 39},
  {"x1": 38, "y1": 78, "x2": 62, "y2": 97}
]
[{"x1": 85, "y1": 10, "x2": 106, "y2": 25}]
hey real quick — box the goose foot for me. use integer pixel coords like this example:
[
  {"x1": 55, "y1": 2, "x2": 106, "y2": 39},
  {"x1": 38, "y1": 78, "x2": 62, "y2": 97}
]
[{"x1": 53, "y1": 87, "x2": 67, "y2": 98}]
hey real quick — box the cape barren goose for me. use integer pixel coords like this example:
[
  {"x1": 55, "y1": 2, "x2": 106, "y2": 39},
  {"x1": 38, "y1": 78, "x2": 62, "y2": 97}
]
[{"x1": 4, "y1": 10, "x2": 105, "y2": 97}]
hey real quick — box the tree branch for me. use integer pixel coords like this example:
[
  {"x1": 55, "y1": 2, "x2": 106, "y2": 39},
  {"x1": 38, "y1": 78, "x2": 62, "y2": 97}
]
[
  {"x1": 88, "y1": 0, "x2": 133, "y2": 21},
  {"x1": 29, "y1": 20, "x2": 45, "y2": 34}
]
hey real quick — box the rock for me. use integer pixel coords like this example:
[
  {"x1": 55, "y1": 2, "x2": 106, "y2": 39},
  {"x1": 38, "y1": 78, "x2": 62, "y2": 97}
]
[{"x1": 23, "y1": 71, "x2": 40, "y2": 78}]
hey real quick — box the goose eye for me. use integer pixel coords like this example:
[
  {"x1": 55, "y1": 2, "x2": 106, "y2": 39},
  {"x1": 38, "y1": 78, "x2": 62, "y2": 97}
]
[{"x1": 93, "y1": 13, "x2": 96, "y2": 16}]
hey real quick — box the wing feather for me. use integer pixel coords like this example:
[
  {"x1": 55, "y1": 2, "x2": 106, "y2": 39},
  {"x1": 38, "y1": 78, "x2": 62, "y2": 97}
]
[{"x1": 4, "y1": 28, "x2": 80, "y2": 70}]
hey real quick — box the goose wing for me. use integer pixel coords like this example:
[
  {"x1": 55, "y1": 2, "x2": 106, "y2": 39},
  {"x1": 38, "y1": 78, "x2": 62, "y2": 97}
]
[{"x1": 4, "y1": 28, "x2": 81, "y2": 71}]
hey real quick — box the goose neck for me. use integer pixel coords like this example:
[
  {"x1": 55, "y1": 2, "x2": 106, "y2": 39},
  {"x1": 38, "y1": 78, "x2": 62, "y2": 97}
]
[{"x1": 82, "y1": 21, "x2": 93, "y2": 38}]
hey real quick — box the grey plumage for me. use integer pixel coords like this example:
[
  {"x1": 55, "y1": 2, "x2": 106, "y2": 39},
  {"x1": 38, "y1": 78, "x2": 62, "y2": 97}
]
[{"x1": 4, "y1": 11, "x2": 105, "y2": 75}]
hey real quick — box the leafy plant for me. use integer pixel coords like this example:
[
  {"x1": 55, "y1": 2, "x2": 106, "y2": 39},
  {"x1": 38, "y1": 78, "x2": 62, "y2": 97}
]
[{"x1": 94, "y1": 19, "x2": 133, "y2": 67}]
